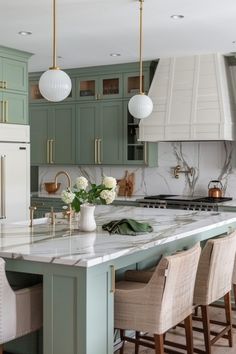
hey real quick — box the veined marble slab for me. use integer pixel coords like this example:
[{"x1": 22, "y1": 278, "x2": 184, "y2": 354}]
[{"x1": 0, "y1": 206, "x2": 236, "y2": 267}]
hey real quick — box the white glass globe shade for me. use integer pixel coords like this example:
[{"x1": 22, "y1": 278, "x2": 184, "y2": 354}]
[
  {"x1": 128, "y1": 94, "x2": 153, "y2": 119},
  {"x1": 39, "y1": 69, "x2": 72, "y2": 102}
]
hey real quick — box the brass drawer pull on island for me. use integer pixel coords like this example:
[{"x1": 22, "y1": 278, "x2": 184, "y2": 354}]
[{"x1": 0, "y1": 101, "x2": 3, "y2": 122}]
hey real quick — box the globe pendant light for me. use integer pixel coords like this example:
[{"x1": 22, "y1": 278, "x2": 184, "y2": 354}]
[
  {"x1": 128, "y1": 0, "x2": 153, "y2": 119},
  {"x1": 39, "y1": 0, "x2": 72, "y2": 102}
]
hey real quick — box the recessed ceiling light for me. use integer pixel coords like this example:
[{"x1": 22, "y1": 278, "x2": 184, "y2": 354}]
[
  {"x1": 232, "y1": 41, "x2": 236, "y2": 44},
  {"x1": 110, "y1": 53, "x2": 121, "y2": 57},
  {"x1": 171, "y1": 14, "x2": 184, "y2": 19},
  {"x1": 18, "y1": 31, "x2": 32, "y2": 36}
]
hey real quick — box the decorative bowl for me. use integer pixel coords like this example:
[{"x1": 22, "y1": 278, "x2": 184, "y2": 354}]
[{"x1": 44, "y1": 182, "x2": 61, "y2": 194}]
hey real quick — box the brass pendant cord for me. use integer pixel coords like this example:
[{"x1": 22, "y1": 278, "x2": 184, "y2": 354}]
[
  {"x1": 139, "y1": 0, "x2": 144, "y2": 94},
  {"x1": 51, "y1": 0, "x2": 58, "y2": 70}
]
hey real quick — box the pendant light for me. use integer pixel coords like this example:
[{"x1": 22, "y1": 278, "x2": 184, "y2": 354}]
[
  {"x1": 39, "y1": 0, "x2": 72, "y2": 102},
  {"x1": 128, "y1": 0, "x2": 153, "y2": 119}
]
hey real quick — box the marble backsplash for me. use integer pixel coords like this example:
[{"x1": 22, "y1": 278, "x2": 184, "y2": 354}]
[{"x1": 38, "y1": 141, "x2": 236, "y2": 198}]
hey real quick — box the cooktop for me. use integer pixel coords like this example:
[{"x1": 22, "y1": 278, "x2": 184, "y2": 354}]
[{"x1": 143, "y1": 195, "x2": 232, "y2": 203}]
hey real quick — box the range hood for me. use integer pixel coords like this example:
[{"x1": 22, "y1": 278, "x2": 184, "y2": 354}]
[{"x1": 139, "y1": 53, "x2": 236, "y2": 141}]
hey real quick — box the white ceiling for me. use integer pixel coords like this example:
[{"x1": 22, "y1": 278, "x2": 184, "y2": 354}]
[{"x1": 0, "y1": 0, "x2": 236, "y2": 73}]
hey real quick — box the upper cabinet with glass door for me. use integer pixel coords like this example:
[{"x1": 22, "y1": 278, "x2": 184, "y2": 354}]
[
  {"x1": 123, "y1": 70, "x2": 150, "y2": 98},
  {"x1": 76, "y1": 73, "x2": 122, "y2": 101}
]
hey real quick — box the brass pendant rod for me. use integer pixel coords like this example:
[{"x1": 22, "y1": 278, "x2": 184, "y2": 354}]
[
  {"x1": 139, "y1": 0, "x2": 144, "y2": 94},
  {"x1": 51, "y1": 0, "x2": 58, "y2": 70}
]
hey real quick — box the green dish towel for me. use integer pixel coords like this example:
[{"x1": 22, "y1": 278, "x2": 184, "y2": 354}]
[{"x1": 102, "y1": 219, "x2": 153, "y2": 236}]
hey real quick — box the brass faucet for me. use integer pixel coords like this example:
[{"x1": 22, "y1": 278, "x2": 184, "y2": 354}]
[
  {"x1": 29, "y1": 206, "x2": 37, "y2": 227},
  {"x1": 174, "y1": 165, "x2": 194, "y2": 179},
  {"x1": 54, "y1": 170, "x2": 71, "y2": 189}
]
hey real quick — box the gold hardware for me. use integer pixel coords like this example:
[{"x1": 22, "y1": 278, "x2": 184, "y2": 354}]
[
  {"x1": 29, "y1": 206, "x2": 37, "y2": 227},
  {"x1": 0, "y1": 101, "x2": 3, "y2": 122},
  {"x1": 97, "y1": 93, "x2": 101, "y2": 100},
  {"x1": 144, "y1": 142, "x2": 148, "y2": 165},
  {"x1": 94, "y1": 138, "x2": 98, "y2": 164},
  {"x1": 97, "y1": 138, "x2": 102, "y2": 164},
  {"x1": 95, "y1": 93, "x2": 98, "y2": 100},
  {"x1": 110, "y1": 265, "x2": 115, "y2": 293},
  {"x1": 174, "y1": 165, "x2": 194, "y2": 179},
  {"x1": 4, "y1": 101, "x2": 8, "y2": 122},
  {"x1": 50, "y1": 206, "x2": 55, "y2": 225},
  {"x1": 54, "y1": 170, "x2": 71, "y2": 189},
  {"x1": 46, "y1": 139, "x2": 50, "y2": 163},
  {"x1": 0, "y1": 81, "x2": 3, "y2": 89},
  {"x1": 50, "y1": 139, "x2": 54, "y2": 164},
  {"x1": 3, "y1": 81, "x2": 7, "y2": 89}
]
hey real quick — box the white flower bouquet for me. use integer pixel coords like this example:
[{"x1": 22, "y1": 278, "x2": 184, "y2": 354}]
[{"x1": 61, "y1": 176, "x2": 117, "y2": 212}]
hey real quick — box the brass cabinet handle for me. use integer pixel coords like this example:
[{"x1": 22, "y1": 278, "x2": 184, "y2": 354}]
[
  {"x1": 95, "y1": 93, "x2": 98, "y2": 100},
  {"x1": 2, "y1": 100, "x2": 5, "y2": 123},
  {"x1": 50, "y1": 139, "x2": 54, "y2": 164},
  {"x1": 46, "y1": 139, "x2": 50, "y2": 163},
  {"x1": 0, "y1": 81, "x2": 3, "y2": 89},
  {"x1": 110, "y1": 265, "x2": 115, "y2": 293},
  {"x1": 94, "y1": 138, "x2": 98, "y2": 164},
  {"x1": 0, "y1": 101, "x2": 3, "y2": 122},
  {"x1": 144, "y1": 142, "x2": 148, "y2": 165},
  {"x1": 97, "y1": 138, "x2": 102, "y2": 164},
  {"x1": 4, "y1": 81, "x2": 7, "y2": 89},
  {"x1": 4, "y1": 101, "x2": 8, "y2": 122}
]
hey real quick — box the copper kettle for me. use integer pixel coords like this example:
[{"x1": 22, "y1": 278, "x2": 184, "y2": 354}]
[{"x1": 208, "y1": 180, "x2": 223, "y2": 198}]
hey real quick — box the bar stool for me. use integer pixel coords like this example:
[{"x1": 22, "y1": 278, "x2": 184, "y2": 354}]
[
  {"x1": 115, "y1": 243, "x2": 201, "y2": 354},
  {"x1": 0, "y1": 258, "x2": 43, "y2": 353},
  {"x1": 193, "y1": 231, "x2": 236, "y2": 354}
]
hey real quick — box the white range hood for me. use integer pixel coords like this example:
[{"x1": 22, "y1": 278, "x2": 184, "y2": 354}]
[{"x1": 139, "y1": 53, "x2": 236, "y2": 141}]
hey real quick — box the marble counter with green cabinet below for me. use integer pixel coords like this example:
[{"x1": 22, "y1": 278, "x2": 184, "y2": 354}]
[{"x1": 3, "y1": 205, "x2": 236, "y2": 354}]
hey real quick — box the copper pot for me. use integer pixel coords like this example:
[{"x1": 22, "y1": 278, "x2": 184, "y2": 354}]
[{"x1": 208, "y1": 180, "x2": 223, "y2": 198}]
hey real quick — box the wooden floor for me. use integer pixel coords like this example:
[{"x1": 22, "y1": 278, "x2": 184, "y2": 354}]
[{"x1": 123, "y1": 307, "x2": 236, "y2": 353}]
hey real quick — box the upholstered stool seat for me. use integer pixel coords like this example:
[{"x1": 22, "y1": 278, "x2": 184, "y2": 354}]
[
  {"x1": 0, "y1": 258, "x2": 43, "y2": 353},
  {"x1": 115, "y1": 243, "x2": 201, "y2": 354}
]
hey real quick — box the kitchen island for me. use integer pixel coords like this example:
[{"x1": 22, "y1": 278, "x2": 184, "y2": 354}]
[{"x1": 2, "y1": 205, "x2": 236, "y2": 354}]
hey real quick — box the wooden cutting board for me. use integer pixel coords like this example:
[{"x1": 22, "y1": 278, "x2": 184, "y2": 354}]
[{"x1": 117, "y1": 171, "x2": 135, "y2": 196}]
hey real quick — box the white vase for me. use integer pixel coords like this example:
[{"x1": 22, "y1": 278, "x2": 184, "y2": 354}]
[{"x1": 79, "y1": 204, "x2": 97, "y2": 232}]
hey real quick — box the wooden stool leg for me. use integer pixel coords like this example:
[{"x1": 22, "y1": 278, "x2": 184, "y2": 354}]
[
  {"x1": 0, "y1": 345, "x2": 3, "y2": 354},
  {"x1": 201, "y1": 305, "x2": 211, "y2": 354},
  {"x1": 184, "y1": 314, "x2": 194, "y2": 354},
  {"x1": 120, "y1": 329, "x2": 125, "y2": 354},
  {"x1": 154, "y1": 334, "x2": 164, "y2": 354},
  {"x1": 224, "y1": 291, "x2": 233, "y2": 347},
  {"x1": 135, "y1": 331, "x2": 140, "y2": 354}
]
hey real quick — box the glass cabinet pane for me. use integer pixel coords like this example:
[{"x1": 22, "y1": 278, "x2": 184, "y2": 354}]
[
  {"x1": 30, "y1": 83, "x2": 44, "y2": 100},
  {"x1": 127, "y1": 75, "x2": 144, "y2": 95},
  {"x1": 79, "y1": 80, "x2": 95, "y2": 97},
  {"x1": 102, "y1": 78, "x2": 119, "y2": 95},
  {"x1": 127, "y1": 145, "x2": 144, "y2": 161}
]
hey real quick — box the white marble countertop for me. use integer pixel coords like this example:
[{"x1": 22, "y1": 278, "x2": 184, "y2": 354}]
[{"x1": 0, "y1": 206, "x2": 236, "y2": 268}]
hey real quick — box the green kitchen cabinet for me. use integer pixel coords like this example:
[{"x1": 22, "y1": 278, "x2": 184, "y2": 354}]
[
  {"x1": 30, "y1": 103, "x2": 76, "y2": 165},
  {"x1": 76, "y1": 73, "x2": 122, "y2": 101},
  {"x1": 123, "y1": 100, "x2": 158, "y2": 166},
  {"x1": 123, "y1": 70, "x2": 150, "y2": 98},
  {"x1": 76, "y1": 100, "x2": 123, "y2": 164},
  {"x1": 0, "y1": 56, "x2": 27, "y2": 92},
  {"x1": 0, "y1": 46, "x2": 31, "y2": 125},
  {"x1": 0, "y1": 92, "x2": 28, "y2": 124},
  {"x1": 31, "y1": 196, "x2": 65, "y2": 218}
]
